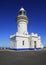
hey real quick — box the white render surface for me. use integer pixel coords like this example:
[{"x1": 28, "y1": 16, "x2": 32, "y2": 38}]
[
  {"x1": 18, "y1": 21, "x2": 28, "y2": 34},
  {"x1": 10, "y1": 8, "x2": 44, "y2": 49}
]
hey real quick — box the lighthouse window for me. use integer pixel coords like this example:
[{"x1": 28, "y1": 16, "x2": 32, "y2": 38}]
[
  {"x1": 22, "y1": 41, "x2": 24, "y2": 45},
  {"x1": 19, "y1": 11, "x2": 22, "y2": 15},
  {"x1": 23, "y1": 11, "x2": 26, "y2": 15}
]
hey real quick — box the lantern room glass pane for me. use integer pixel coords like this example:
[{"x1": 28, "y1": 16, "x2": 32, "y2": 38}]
[{"x1": 19, "y1": 11, "x2": 22, "y2": 15}]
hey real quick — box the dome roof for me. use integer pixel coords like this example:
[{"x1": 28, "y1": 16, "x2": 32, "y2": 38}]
[
  {"x1": 19, "y1": 7, "x2": 25, "y2": 11},
  {"x1": 18, "y1": 7, "x2": 26, "y2": 15}
]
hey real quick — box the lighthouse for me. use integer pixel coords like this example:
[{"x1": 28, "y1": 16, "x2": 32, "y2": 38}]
[
  {"x1": 15, "y1": 8, "x2": 29, "y2": 49},
  {"x1": 10, "y1": 8, "x2": 29, "y2": 49},
  {"x1": 16, "y1": 8, "x2": 28, "y2": 35},
  {"x1": 10, "y1": 7, "x2": 44, "y2": 50}
]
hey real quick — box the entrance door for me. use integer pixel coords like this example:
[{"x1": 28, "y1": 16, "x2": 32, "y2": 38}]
[{"x1": 34, "y1": 41, "x2": 36, "y2": 48}]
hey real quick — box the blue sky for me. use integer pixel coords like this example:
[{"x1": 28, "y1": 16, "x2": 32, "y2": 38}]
[{"x1": 0, "y1": 0, "x2": 46, "y2": 47}]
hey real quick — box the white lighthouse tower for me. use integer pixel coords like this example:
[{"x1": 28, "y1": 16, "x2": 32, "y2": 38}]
[
  {"x1": 17, "y1": 8, "x2": 28, "y2": 35},
  {"x1": 15, "y1": 8, "x2": 29, "y2": 49}
]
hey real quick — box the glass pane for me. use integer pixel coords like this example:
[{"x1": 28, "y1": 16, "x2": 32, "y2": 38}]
[
  {"x1": 19, "y1": 11, "x2": 22, "y2": 15},
  {"x1": 23, "y1": 11, "x2": 25, "y2": 15}
]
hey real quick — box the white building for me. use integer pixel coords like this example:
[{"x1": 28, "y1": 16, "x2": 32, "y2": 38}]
[{"x1": 10, "y1": 8, "x2": 44, "y2": 50}]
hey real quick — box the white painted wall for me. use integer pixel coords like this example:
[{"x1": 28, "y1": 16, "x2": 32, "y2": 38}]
[
  {"x1": 10, "y1": 37, "x2": 16, "y2": 48},
  {"x1": 10, "y1": 33, "x2": 44, "y2": 49},
  {"x1": 29, "y1": 33, "x2": 44, "y2": 48},
  {"x1": 16, "y1": 35, "x2": 29, "y2": 48},
  {"x1": 18, "y1": 19, "x2": 28, "y2": 34}
]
